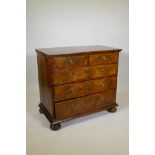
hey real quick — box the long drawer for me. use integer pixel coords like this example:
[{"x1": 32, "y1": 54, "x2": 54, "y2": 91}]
[
  {"x1": 54, "y1": 76, "x2": 117, "y2": 101},
  {"x1": 55, "y1": 90, "x2": 116, "y2": 120},
  {"x1": 53, "y1": 64, "x2": 117, "y2": 85}
]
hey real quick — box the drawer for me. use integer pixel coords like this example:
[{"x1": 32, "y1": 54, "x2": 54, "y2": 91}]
[
  {"x1": 55, "y1": 91, "x2": 116, "y2": 120},
  {"x1": 53, "y1": 67, "x2": 90, "y2": 85},
  {"x1": 54, "y1": 76, "x2": 117, "y2": 101},
  {"x1": 52, "y1": 55, "x2": 88, "y2": 69},
  {"x1": 89, "y1": 64, "x2": 117, "y2": 79},
  {"x1": 89, "y1": 53, "x2": 118, "y2": 65},
  {"x1": 53, "y1": 64, "x2": 117, "y2": 85}
]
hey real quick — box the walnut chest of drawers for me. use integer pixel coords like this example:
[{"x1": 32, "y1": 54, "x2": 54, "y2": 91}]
[{"x1": 36, "y1": 45, "x2": 122, "y2": 130}]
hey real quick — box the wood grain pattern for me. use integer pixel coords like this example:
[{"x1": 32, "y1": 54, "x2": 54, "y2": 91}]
[
  {"x1": 53, "y1": 64, "x2": 117, "y2": 85},
  {"x1": 54, "y1": 76, "x2": 117, "y2": 101},
  {"x1": 37, "y1": 52, "x2": 54, "y2": 116},
  {"x1": 53, "y1": 66, "x2": 90, "y2": 85},
  {"x1": 89, "y1": 63, "x2": 118, "y2": 79},
  {"x1": 52, "y1": 55, "x2": 88, "y2": 69},
  {"x1": 39, "y1": 102, "x2": 118, "y2": 125},
  {"x1": 89, "y1": 52, "x2": 119, "y2": 66},
  {"x1": 55, "y1": 90, "x2": 116, "y2": 120}
]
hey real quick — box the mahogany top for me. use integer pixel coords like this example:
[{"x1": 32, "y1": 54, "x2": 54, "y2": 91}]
[{"x1": 35, "y1": 45, "x2": 122, "y2": 56}]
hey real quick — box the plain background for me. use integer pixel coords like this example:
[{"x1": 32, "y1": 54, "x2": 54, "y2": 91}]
[{"x1": 26, "y1": 0, "x2": 129, "y2": 155}]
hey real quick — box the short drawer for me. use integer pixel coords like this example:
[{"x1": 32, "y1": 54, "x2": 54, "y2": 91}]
[
  {"x1": 52, "y1": 55, "x2": 88, "y2": 69},
  {"x1": 89, "y1": 63, "x2": 117, "y2": 79},
  {"x1": 53, "y1": 64, "x2": 117, "y2": 85},
  {"x1": 89, "y1": 53, "x2": 118, "y2": 65},
  {"x1": 53, "y1": 67, "x2": 90, "y2": 85},
  {"x1": 55, "y1": 90, "x2": 116, "y2": 120},
  {"x1": 54, "y1": 76, "x2": 117, "y2": 101}
]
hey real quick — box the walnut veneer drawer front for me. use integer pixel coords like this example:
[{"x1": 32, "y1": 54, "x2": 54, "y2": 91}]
[
  {"x1": 53, "y1": 67, "x2": 90, "y2": 85},
  {"x1": 89, "y1": 53, "x2": 119, "y2": 66},
  {"x1": 36, "y1": 45, "x2": 122, "y2": 130},
  {"x1": 53, "y1": 64, "x2": 117, "y2": 85},
  {"x1": 52, "y1": 55, "x2": 88, "y2": 69},
  {"x1": 55, "y1": 91, "x2": 116, "y2": 120},
  {"x1": 54, "y1": 76, "x2": 117, "y2": 101}
]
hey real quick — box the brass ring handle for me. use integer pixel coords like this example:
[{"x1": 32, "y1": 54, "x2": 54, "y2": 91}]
[
  {"x1": 66, "y1": 57, "x2": 77, "y2": 65},
  {"x1": 101, "y1": 56, "x2": 107, "y2": 61},
  {"x1": 100, "y1": 56, "x2": 110, "y2": 61},
  {"x1": 101, "y1": 68, "x2": 106, "y2": 73},
  {"x1": 68, "y1": 72, "x2": 74, "y2": 79},
  {"x1": 85, "y1": 67, "x2": 90, "y2": 72},
  {"x1": 101, "y1": 82, "x2": 105, "y2": 87},
  {"x1": 68, "y1": 58, "x2": 74, "y2": 64},
  {"x1": 69, "y1": 88, "x2": 75, "y2": 93},
  {"x1": 100, "y1": 97, "x2": 105, "y2": 103},
  {"x1": 71, "y1": 104, "x2": 76, "y2": 111}
]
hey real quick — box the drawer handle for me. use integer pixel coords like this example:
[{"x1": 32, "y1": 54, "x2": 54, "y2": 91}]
[
  {"x1": 100, "y1": 56, "x2": 109, "y2": 61},
  {"x1": 101, "y1": 56, "x2": 107, "y2": 61},
  {"x1": 66, "y1": 57, "x2": 77, "y2": 65},
  {"x1": 68, "y1": 72, "x2": 76, "y2": 80},
  {"x1": 68, "y1": 58, "x2": 74, "y2": 64},
  {"x1": 100, "y1": 97, "x2": 105, "y2": 103},
  {"x1": 69, "y1": 88, "x2": 75, "y2": 93},
  {"x1": 101, "y1": 82, "x2": 105, "y2": 87},
  {"x1": 85, "y1": 67, "x2": 90, "y2": 72},
  {"x1": 71, "y1": 104, "x2": 76, "y2": 110},
  {"x1": 101, "y1": 68, "x2": 106, "y2": 73}
]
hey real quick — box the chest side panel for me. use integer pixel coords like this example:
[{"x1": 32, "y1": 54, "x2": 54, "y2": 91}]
[{"x1": 37, "y1": 52, "x2": 54, "y2": 116}]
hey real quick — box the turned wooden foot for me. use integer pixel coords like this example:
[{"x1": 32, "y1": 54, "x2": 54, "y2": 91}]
[
  {"x1": 107, "y1": 107, "x2": 117, "y2": 113},
  {"x1": 50, "y1": 123, "x2": 61, "y2": 131},
  {"x1": 39, "y1": 108, "x2": 44, "y2": 114}
]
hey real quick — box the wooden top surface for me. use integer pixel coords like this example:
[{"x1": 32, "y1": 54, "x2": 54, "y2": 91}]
[{"x1": 35, "y1": 45, "x2": 122, "y2": 56}]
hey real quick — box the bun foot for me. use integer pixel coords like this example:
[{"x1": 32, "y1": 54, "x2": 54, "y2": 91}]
[
  {"x1": 107, "y1": 107, "x2": 117, "y2": 113},
  {"x1": 39, "y1": 108, "x2": 44, "y2": 114},
  {"x1": 50, "y1": 123, "x2": 61, "y2": 131}
]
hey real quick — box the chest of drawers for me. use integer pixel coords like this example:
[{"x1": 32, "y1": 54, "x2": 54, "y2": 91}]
[{"x1": 36, "y1": 45, "x2": 122, "y2": 130}]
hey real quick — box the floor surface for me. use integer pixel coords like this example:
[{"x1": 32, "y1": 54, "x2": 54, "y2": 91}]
[{"x1": 27, "y1": 86, "x2": 128, "y2": 155}]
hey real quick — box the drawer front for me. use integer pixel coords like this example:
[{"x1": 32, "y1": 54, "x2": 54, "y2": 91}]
[
  {"x1": 90, "y1": 64, "x2": 117, "y2": 79},
  {"x1": 89, "y1": 53, "x2": 118, "y2": 65},
  {"x1": 55, "y1": 91, "x2": 116, "y2": 120},
  {"x1": 54, "y1": 76, "x2": 117, "y2": 101},
  {"x1": 53, "y1": 67, "x2": 90, "y2": 85},
  {"x1": 52, "y1": 55, "x2": 88, "y2": 69},
  {"x1": 53, "y1": 64, "x2": 117, "y2": 85}
]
